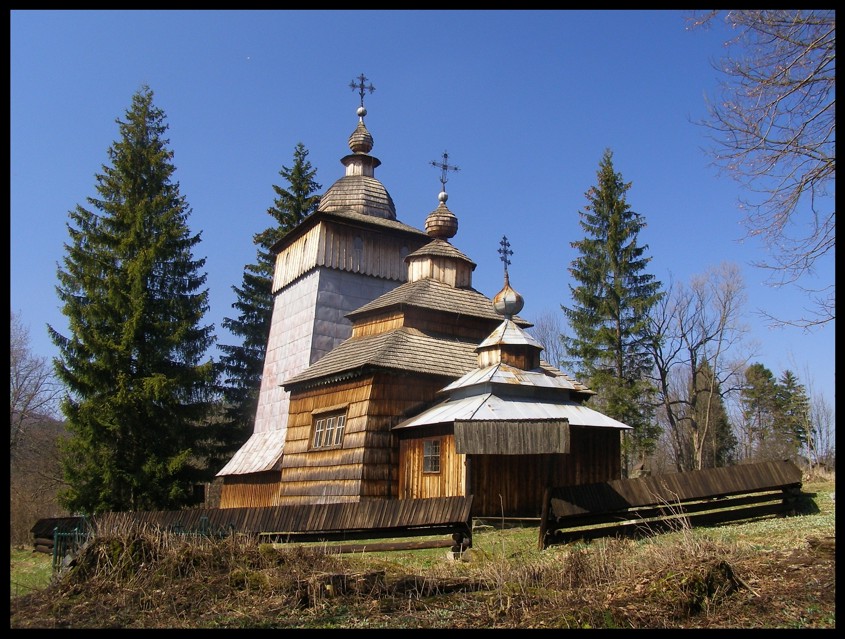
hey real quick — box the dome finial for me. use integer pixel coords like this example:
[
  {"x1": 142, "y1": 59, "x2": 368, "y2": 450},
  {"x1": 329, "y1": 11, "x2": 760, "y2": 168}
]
[
  {"x1": 493, "y1": 235, "x2": 524, "y2": 317},
  {"x1": 349, "y1": 73, "x2": 375, "y2": 120}
]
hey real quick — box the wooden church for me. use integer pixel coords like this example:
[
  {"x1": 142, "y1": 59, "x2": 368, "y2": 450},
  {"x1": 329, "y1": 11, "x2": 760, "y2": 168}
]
[{"x1": 215, "y1": 77, "x2": 630, "y2": 518}]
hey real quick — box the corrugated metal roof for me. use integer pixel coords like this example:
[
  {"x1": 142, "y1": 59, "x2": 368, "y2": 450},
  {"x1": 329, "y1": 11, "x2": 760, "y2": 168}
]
[
  {"x1": 216, "y1": 429, "x2": 286, "y2": 476},
  {"x1": 348, "y1": 277, "x2": 530, "y2": 325},
  {"x1": 393, "y1": 393, "x2": 631, "y2": 431},
  {"x1": 284, "y1": 327, "x2": 478, "y2": 388}
]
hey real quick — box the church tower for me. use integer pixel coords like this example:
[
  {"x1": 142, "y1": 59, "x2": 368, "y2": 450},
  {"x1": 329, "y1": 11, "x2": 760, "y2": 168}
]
[{"x1": 216, "y1": 76, "x2": 430, "y2": 504}]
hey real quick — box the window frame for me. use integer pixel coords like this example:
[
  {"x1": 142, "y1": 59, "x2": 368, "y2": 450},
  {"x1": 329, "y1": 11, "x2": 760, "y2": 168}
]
[
  {"x1": 310, "y1": 408, "x2": 347, "y2": 450},
  {"x1": 423, "y1": 438, "x2": 441, "y2": 474}
]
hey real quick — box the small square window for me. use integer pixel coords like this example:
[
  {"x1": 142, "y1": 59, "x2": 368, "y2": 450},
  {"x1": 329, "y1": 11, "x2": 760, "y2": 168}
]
[
  {"x1": 311, "y1": 410, "x2": 347, "y2": 450},
  {"x1": 423, "y1": 439, "x2": 441, "y2": 473}
]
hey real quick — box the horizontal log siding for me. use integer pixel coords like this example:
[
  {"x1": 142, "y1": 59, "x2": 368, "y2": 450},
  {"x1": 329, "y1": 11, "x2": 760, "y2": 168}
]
[
  {"x1": 219, "y1": 472, "x2": 283, "y2": 508},
  {"x1": 279, "y1": 378, "x2": 374, "y2": 504},
  {"x1": 274, "y1": 222, "x2": 417, "y2": 294},
  {"x1": 467, "y1": 426, "x2": 621, "y2": 517},
  {"x1": 398, "y1": 434, "x2": 466, "y2": 500}
]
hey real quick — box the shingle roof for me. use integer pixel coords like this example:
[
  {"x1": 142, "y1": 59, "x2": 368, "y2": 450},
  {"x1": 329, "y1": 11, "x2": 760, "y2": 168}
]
[
  {"x1": 347, "y1": 277, "x2": 530, "y2": 326},
  {"x1": 284, "y1": 327, "x2": 479, "y2": 388}
]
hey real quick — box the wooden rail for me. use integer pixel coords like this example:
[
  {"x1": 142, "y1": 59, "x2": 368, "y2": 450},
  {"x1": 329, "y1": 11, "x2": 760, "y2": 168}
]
[
  {"x1": 31, "y1": 496, "x2": 474, "y2": 558},
  {"x1": 539, "y1": 460, "x2": 803, "y2": 549}
]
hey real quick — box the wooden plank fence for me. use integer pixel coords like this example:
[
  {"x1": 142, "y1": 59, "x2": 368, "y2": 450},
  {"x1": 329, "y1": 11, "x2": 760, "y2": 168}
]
[
  {"x1": 539, "y1": 460, "x2": 804, "y2": 549},
  {"x1": 31, "y1": 496, "x2": 474, "y2": 562}
]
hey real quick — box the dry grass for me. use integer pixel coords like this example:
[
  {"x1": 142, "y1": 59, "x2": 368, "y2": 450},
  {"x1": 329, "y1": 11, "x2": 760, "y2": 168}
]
[{"x1": 10, "y1": 478, "x2": 835, "y2": 629}]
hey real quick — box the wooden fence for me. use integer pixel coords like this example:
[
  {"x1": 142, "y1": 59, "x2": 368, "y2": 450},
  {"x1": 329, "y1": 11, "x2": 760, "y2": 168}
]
[
  {"x1": 539, "y1": 460, "x2": 804, "y2": 549},
  {"x1": 31, "y1": 496, "x2": 474, "y2": 562}
]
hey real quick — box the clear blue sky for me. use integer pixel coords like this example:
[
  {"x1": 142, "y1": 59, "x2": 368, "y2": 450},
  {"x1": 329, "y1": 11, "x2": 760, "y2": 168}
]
[{"x1": 10, "y1": 10, "x2": 835, "y2": 409}]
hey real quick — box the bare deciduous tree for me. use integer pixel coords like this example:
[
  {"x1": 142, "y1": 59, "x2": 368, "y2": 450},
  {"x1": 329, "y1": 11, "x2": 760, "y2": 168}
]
[
  {"x1": 10, "y1": 311, "x2": 61, "y2": 460},
  {"x1": 527, "y1": 309, "x2": 566, "y2": 370},
  {"x1": 688, "y1": 10, "x2": 835, "y2": 329},
  {"x1": 646, "y1": 264, "x2": 753, "y2": 471}
]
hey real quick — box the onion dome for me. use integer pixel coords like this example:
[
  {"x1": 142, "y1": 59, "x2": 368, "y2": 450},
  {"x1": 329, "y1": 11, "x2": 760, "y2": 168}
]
[
  {"x1": 424, "y1": 191, "x2": 458, "y2": 239},
  {"x1": 317, "y1": 75, "x2": 397, "y2": 220},
  {"x1": 492, "y1": 271, "x2": 524, "y2": 318},
  {"x1": 492, "y1": 236, "x2": 524, "y2": 318}
]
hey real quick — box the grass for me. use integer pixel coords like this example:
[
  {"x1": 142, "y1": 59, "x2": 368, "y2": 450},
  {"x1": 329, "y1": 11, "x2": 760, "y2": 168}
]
[
  {"x1": 10, "y1": 546, "x2": 53, "y2": 599},
  {"x1": 10, "y1": 477, "x2": 836, "y2": 628}
]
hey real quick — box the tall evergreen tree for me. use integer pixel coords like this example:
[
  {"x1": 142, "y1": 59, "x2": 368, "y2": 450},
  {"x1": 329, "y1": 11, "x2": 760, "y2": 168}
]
[
  {"x1": 774, "y1": 369, "x2": 812, "y2": 461},
  {"x1": 49, "y1": 86, "x2": 216, "y2": 514},
  {"x1": 217, "y1": 143, "x2": 321, "y2": 454},
  {"x1": 562, "y1": 148, "x2": 663, "y2": 475},
  {"x1": 739, "y1": 362, "x2": 779, "y2": 461}
]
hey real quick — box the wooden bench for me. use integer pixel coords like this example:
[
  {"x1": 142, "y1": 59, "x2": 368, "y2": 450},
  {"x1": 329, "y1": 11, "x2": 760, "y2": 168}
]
[{"x1": 539, "y1": 460, "x2": 803, "y2": 549}]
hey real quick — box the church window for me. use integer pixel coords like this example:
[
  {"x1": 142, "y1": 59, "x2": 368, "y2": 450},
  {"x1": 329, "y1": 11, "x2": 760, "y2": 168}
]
[
  {"x1": 311, "y1": 410, "x2": 347, "y2": 449},
  {"x1": 423, "y1": 439, "x2": 441, "y2": 473}
]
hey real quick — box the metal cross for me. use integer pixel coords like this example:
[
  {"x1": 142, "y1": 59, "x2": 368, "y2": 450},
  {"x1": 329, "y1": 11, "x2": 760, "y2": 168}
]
[
  {"x1": 430, "y1": 151, "x2": 460, "y2": 192},
  {"x1": 349, "y1": 74, "x2": 375, "y2": 108},
  {"x1": 498, "y1": 236, "x2": 513, "y2": 275}
]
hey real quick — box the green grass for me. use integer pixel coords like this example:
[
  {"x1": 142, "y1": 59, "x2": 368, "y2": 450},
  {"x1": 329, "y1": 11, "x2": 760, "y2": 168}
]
[{"x1": 10, "y1": 547, "x2": 53, "y2": 599}]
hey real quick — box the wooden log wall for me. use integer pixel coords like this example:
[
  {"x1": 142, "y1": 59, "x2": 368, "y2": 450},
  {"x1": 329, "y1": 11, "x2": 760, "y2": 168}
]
[{"x1": 280, "y1": 373, "x2": 444, "y2": 504}]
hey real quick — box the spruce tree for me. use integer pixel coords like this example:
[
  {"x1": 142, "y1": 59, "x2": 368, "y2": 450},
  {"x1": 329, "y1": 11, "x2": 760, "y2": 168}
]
[
  {"x1": 739, "y1": 362, "x2": 779, "y2": 461},
  {"x1": 217, "y1": 143, "x2": 321, "y2": 455},
  {"x1": 49, "y1": 86, "x2": 216, "y2": 514},
  {"x1": 774, "y1": 370, "x2": 812, "y2": 461},
  {"x1": 562, "y1": 148, "x2": 663, "y2": 475}
]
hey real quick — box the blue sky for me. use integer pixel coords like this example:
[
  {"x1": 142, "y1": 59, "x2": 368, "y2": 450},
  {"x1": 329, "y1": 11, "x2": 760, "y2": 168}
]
[{"x1": 10, "y1": 10, "x2": 835, "y2": 409}]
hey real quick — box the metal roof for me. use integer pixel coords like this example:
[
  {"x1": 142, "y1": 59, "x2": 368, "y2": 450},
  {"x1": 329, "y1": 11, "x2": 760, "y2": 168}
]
[
  {"x1": 442, "y1": 362, "x2": 592, "y2": 394},
  {"x1": 393, "y1": 392, "x2": 631, "y2": 431},
  {"x1": 216, "y1": 429, "x2": 286, "y2": 476}
]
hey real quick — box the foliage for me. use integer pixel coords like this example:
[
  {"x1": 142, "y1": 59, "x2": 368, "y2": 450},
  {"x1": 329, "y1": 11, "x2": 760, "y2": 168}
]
[
  {"x1": 216, "y1": 142, "x2": 321, "y2": 464},
  {"x1": 688, "y1": 10, "x2": 835, "y2": 329},
  {"x1": 562, "y1": 148, "x2": 663, "y2": 471},
  {"x1": 48, "y1": 85, "x2": 216, "y2": 514}
]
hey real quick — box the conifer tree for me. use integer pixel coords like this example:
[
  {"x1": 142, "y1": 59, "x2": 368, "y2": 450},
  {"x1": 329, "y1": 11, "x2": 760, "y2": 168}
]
[
  {"x1": 739, "y1": 362, "x2": 779, "y2": 460},
  {"x1": 562, "y1": 148, "x2": 663, "y2": 475},
  {"x1": 774, "y1": 370, "x2": 812, "y2": 460},
  {"x1": 217, "y1": 143, "x2": 321, "y2": 453},
  {"x1": 49, "y1": 86, "x2": 216, "y2": 514}
]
